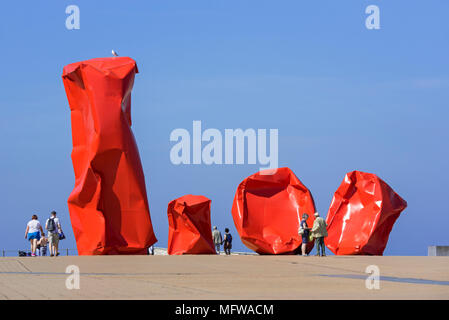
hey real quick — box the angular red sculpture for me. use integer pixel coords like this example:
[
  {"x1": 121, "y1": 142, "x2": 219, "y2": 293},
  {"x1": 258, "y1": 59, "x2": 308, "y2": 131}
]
[
  {"x1": 167, "y1": 195, "x2": 216, "y2": 255},
  {"x1": 62, "y1": 57, "x2": 157, "y2": 255},
  {"x1": 231, "y1": 167, "x2": 316, "y2": 255},
  {"x1": 325, "y1": 171, "x2": 407, "y2": 255}
]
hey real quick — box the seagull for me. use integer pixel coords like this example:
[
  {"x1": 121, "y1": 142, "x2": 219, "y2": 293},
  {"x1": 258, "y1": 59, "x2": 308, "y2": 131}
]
[{"x1": 112, "y1": 50, "x2": 118, "y2": 57}]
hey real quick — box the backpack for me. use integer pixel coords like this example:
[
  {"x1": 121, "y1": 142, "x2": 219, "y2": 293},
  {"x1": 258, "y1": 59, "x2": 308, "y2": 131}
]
[
  {"x1": 226, "y1": 233, "x2": 232, "y2": 244},
  {"x1": 47, "y1": 218, "x2": 56, "y2": 232}
]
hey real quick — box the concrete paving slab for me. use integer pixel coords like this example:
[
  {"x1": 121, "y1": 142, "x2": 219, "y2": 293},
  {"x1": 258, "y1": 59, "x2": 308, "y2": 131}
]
[{"x1": 0, "y1": 256, "x2": 448, "y2": 299}]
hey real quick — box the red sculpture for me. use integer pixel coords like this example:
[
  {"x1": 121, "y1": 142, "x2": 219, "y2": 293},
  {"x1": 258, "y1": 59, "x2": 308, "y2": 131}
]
[
  {"x1": 62, "y1": 57, "x2": 157, "y2": 255},
  {"x1": 325, "y1": 171, "x2": 407, "y2": 255},
  {"x1": 167, "y1": 195, "x2": 216, "y2": 255},
  {"x1": 231, "y1": 167, "x2": 316, "y2": 255}
]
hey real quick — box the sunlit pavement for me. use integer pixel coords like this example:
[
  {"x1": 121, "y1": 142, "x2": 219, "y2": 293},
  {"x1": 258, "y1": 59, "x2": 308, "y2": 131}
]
[{"x1": 0, "y1": 255, "x2": 448, "y2": 299}]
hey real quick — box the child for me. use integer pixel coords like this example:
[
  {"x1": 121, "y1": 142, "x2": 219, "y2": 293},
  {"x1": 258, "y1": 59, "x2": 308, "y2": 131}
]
[{"x1": 37, "y1": 234, "x2": 48, "y2": 256}]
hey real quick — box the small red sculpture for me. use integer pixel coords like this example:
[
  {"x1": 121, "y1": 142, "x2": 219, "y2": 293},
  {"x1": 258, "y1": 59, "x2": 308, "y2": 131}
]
[
  {"x1": 325, "y1": 170, "x2": 407, "y2": 255},
  {"x1": 167, "y1": 195, "x2": 216, "y2": 255}
]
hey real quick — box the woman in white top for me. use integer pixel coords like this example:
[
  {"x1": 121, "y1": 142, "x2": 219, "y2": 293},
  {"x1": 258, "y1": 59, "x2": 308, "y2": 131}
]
[{"x1": 25, "y1": 215, "x2": 44, "y2": 257}]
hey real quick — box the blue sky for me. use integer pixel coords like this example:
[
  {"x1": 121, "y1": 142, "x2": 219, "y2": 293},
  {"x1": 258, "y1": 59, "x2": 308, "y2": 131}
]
[{"x1": 0, "y1": 0, "x2": 448, "y2": 255}]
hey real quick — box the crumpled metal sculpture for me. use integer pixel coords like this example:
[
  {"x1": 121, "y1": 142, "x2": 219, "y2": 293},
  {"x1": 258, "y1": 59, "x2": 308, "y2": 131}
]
[
  {"x1": 325, "y1": 170, "x2": 407, "y2": 255},
  {"x1": 167, "y1": 195, "x2": 216, "y2": 255},
  {"x1": 62, "y1": 57, "x2": 157, "y2": 255},
  {"x1": 231, "y1": 167, "x2": 316, "y2": 255}
]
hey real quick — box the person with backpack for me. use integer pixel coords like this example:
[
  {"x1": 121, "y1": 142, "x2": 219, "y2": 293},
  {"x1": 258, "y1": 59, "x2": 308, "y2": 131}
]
[
  {"x1": 24, "y1": 214, "x2": 44, "y2": 257},
  {"x1": 223, "y1": 228, "x2": 233, "y2": 255},
  {"x1": 46, "y1": 211, "x2": 62, "y2": 257},
  {"x1": 310, "y1": 212, "x2": 328, "y2": 257}
]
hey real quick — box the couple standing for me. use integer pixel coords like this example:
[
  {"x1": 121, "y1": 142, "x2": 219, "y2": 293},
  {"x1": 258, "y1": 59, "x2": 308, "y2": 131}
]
[
  {"x1": 212, "y1": 226, "x2": 232, "y2": 255},
  {"x1": 299, "y1": 212, "x2": 328, "y2": 256},
  {"x1": 25, "y1": 211, "x2": 63, "y2": 257}
]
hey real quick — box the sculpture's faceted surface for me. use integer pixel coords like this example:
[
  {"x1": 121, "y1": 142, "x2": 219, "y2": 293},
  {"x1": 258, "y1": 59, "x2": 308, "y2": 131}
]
[
  {"x1": 167, "y1": 195, "x2": 216, "y2": 255},
  {"x1": 62, "y1": 57, "x2": 157, "y2": 255},
  {"x1": 325, "y1": 171, "x2": 407, "y2": 255},
  {"x1": 231, "y1": 167, "x2": 316, "y2": 255}
]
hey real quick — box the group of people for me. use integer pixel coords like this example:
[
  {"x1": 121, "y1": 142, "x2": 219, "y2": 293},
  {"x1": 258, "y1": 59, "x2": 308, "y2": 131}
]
[
  {"x1": 212, "y1": 226, "x2": 233, "y2": 255},
  {"x1": 211, "y1": 213, "x2": 328, "y2": 257},
  {"x1": 24, "y1": 211, "x2": 63, "y2": 257},
  {"x1": 23, "y1": 212, "x2": 326, "y2": 257},
  {"x1": 299, "y1": 212, "x2": 328, "y2": 256}
]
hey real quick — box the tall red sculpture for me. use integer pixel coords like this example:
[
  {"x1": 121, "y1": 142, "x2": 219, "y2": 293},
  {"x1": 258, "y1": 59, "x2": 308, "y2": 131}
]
[
  {"x1": 231, "y1": 167, "x2": 316, "y2": 255},
  {"x1": 325, "y1": 171, "x2": 407, "y2": 255},
  {"x1": 167, "y1": 195, "x2": 215, "y2": 255},
  {"x1": 62, "y1": 57, "x2": 157, "y2": 255}
]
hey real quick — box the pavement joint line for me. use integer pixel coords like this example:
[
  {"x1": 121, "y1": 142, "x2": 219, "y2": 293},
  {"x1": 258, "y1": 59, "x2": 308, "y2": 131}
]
[
  {"x1": 276, "y1": 259, "x2": 366, "y2": 275},
  {"x1": 0, "y1": 271, "x2": 218, "y2": 276},
  {"x1": 14, "y1": 259, "x2": 32, "y2": 273},
  {"x1": 317, "y1": 274, "x2": 449, "y2": 286}
]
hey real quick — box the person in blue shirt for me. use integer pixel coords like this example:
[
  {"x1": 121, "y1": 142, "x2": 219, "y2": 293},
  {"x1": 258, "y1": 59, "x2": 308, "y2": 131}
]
[
  {"x1": 300, "y1": 213, "x2": 311, "y2": 256},
  {"x1": 223, "y1": 228, "x2": 232, "y2": 255}
]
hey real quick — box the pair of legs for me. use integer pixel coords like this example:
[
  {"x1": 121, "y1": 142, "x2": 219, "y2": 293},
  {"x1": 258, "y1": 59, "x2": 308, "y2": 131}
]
[
  {"x1": 48, "y1": 233, "x2": 59, "y2": 256},
  {"x1": 315, "y1": 237, "x2": 326, "y2": 256},
  {"x1": 28, "y1": 232, "x2": 41, "y2": 256},
  {"x1": 224, "y1": 244, "x2": 231, "y2": 255},
  {"x1": 215, "y1": 244, "x2": 221, "y2": 254},
  {"x1": 301, "y1": 243, "x2": 308, "y2": 256},
  {"x1": 301, "y1": 234, "x2": 309, "y2": 256},
  {"x1": 39, "y1": 246, "x2": 47, "y2": 256},
  {"x1": 29, "y1": 239, "x2": 38, "y2": 256}
]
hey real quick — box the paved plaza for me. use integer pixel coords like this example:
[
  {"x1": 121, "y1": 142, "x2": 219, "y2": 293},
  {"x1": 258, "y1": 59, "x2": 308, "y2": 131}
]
[{"x1": 0, "y1": 255, "x2": 448, "y2": 299}]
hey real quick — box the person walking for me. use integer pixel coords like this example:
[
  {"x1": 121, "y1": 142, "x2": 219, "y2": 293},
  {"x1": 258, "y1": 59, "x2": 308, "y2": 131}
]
[
  {"x1": 25, "y1": 215, "x2": 44, "y2": 257},
  {"x1": 223, "y1": 228, "x2": 233, "y2": 255},
  {"x1": 212, "y1": 226, "x2": 222, "y2": 254},
  {"x1": 45, "y1": 211, "x2": 62, "y2": 257},
  {"x1": 299, "y1": 213, "x2": 311, "y2": 256},
  {"x1": 311, "y1": 212, "x2": 328, "y2": 256}
]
